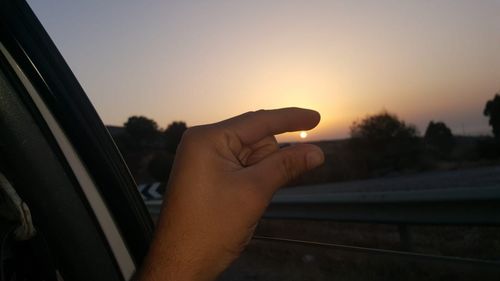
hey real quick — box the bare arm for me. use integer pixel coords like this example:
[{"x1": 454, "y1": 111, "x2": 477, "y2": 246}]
[{"x1": 138, "y1": 108, "x2": 324, "y2": 281}]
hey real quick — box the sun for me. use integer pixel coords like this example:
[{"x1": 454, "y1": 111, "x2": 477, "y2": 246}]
[{"x1": 299, "y1": 131, "x2": 308, "y2": 139}]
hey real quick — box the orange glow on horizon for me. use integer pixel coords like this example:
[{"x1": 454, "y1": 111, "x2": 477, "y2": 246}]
[{"x1": 38, "y1": 1, "x2": 498, "y2": 140}]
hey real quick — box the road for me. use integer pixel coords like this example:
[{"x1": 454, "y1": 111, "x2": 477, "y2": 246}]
[{"x1": 276, "y1": 165, "x2": 500, "y2": 198}]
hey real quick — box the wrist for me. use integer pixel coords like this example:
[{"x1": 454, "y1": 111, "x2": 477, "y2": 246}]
[
  {"x1": 139, "y1": 220, "x2": 227, "y2": 281},
  {"x1": 139, "y1": 244, "x2": 220, "y2": 281}
]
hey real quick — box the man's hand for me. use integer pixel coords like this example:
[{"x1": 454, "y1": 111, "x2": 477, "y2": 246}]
[{"x1": 139, "y1": 108, "x2": 324, "y2": 281}]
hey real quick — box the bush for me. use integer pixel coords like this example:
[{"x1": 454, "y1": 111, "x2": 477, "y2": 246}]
[
  {"x1": 147, "y1": 152, "x2": 175, "y2": 183},
  {"x1": 164, "y1": 121, "x2": 187, "y2": 153},
  {"x1": 349, "y1": 111, "x2": 421, "y2": 175},
  {"x1": 477, "y1": 138, "x2": 500, "y2": 160},
  {"x1": 424, "y1": 121, "x2": 454, "y2": 159},
  {"x1": 484, "y1": 93, "x2": 500, "y2": 142}
]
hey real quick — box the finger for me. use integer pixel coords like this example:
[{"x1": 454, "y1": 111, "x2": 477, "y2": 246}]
[
  {"x1": 218, "y1": 108, "x2": 320, "y2": 144},
  {"x1": 236, "y1": 136, "x2": 277, "y2": 166},
  {"x1": 245, "y1": 136, "x2": 278, "y2": 166},
  {"x1": 243, "y1": 144, "x2": 324, "y2": 196}
]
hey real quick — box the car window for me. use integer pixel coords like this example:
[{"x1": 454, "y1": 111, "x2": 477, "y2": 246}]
[
  {"x1": 1, "y1": 2, "x2": 153, "y2": 279},
  {"x1": 27, "y1": 1, "x2": 500, "y2": 280},
  {"x1": 0, "y1": 42, "x2": 129, "y2": 281}
]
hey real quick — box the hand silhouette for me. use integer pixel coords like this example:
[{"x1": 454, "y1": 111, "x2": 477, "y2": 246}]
[{"x1": 139, "y1": 108, "x2": 324, "y2": 281}]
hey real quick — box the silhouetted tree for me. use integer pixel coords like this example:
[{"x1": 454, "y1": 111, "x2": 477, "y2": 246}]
[
  {"x1": 164, "y1": 121, "x2": 187, "y2": 153},
  {"x1": 484, "y1": 93, "x2": 500, "y2": 142},
  {"x1": 148, "y1": 152, "x2": 175, "y2": 183},
  {"x1": 349, "y1": 111, "x2": 420, "y2": 175},
  {"x1": 124, "y1": 116, "x2": 159, "y2": 140},
  {"x1": 113, "y1": 132, "x2": 135, "y2": 153},
  {"x1": 351, "y1": 111, "x2": 418, "y2": 140},
  {"x1": 424, "y1": 121, "x2": 454, "y2": 158},
  {"x1": 123, "y1": 116, "x2": 162, "y2": 151}
]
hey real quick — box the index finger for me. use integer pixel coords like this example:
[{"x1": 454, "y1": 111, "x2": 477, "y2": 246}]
[{"x1": 217, "y1": 107, "x2": 321, "y2": 144}]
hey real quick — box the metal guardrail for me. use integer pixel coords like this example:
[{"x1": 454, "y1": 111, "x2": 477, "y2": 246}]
[
  {"x1": 145, "y1": 200, "x2": 162, "y2": 217},
  {"x1": 144, "y1": 185, "x2": 500, "y2": 224},
  {"x1": 143, "y1": 165, "x2": 500, "y2": 225},
  {"x1": 143, "y1": 167, "x2": 500, "y2": 217},
  {"x1": 264, "y1": 185, "x2": 500, "y2": 225}
]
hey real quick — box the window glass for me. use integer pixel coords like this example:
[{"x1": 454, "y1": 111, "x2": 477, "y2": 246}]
[
  {"x1": 28, "y1": 1, "x2": 500, "y2": 279},
  {"x1": 27, "y1": 1, "x2": 500, "y2": 184}
]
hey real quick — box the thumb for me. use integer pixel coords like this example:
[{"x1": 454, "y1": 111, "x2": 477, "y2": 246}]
[{"x1": 245, "y1": 144, "x2": 324, "y2": 195}]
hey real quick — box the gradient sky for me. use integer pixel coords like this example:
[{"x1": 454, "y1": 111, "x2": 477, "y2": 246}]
[{"x1": 28, "y1": 0, "x2": 500, "y2": 141}]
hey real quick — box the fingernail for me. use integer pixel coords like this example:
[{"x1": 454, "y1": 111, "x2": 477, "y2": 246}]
[{"x1": 306, "y1": 149, "x2": 324, "y2": 169}]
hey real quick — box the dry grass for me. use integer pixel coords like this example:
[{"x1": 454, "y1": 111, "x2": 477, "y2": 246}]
[{"x1": 219, "y1": 220, "x2": 500, "y2": 281}]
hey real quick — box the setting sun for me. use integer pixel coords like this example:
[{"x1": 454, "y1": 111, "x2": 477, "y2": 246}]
[{"x1": 299, "y1": 131, "x2": 308, "y2": 139}]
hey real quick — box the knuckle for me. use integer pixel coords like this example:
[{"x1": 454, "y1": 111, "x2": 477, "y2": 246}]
[
  {"x1": 241, "y1": 110, "x2": 256, "y2": 119},
  {"x1": 243, "y1": 109, "x2": 266, "y2": 118},
  {"x1": 279, "y1": 154, "x2": 299, "y2": 182},
  {"x1": 181, "y1": 127, "x2": 200, "y2": 140},
  {"x1": 183, "y1": 124, "x2": 231, "y2": 149},
  {"x1": 181, "y1": 125, "x2": 211, "y2": 144}
]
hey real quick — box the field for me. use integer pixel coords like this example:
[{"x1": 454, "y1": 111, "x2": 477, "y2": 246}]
[
  {"x1": 217, "y1": 166, "x2": 500, "y2": 280},
  {"x1": 219, "y1": 221, "x2": 500, "y2": 281}
]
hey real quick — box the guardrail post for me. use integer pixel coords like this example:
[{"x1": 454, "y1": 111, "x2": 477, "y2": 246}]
[{"x1": 398, "y1": 224, "x2": 413, "y2": 252}]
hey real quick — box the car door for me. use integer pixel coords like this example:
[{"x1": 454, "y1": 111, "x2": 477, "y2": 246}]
[{"x1": 0, "y1": 0, "x2": 153, "y2": 280}]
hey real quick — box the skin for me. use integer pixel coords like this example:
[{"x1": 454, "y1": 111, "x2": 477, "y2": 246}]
[{"x1": 138, "y1": 107, "x2": 324, "y2": 281}]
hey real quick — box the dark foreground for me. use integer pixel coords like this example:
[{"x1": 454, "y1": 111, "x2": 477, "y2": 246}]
[
  {"x1": 146, "y1": 166, "x2": 500, "y2": 280},
  {"x1": 218, "y1": 221, "x2": 500, "y2": 281},
  {"x1": 217, "y1": 166, "x2": 500, "y2": 280}
]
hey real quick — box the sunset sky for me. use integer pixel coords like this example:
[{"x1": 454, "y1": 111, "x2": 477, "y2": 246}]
[{"x1": 28, "y1": 0, "x2": 500, "y2": 141}]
